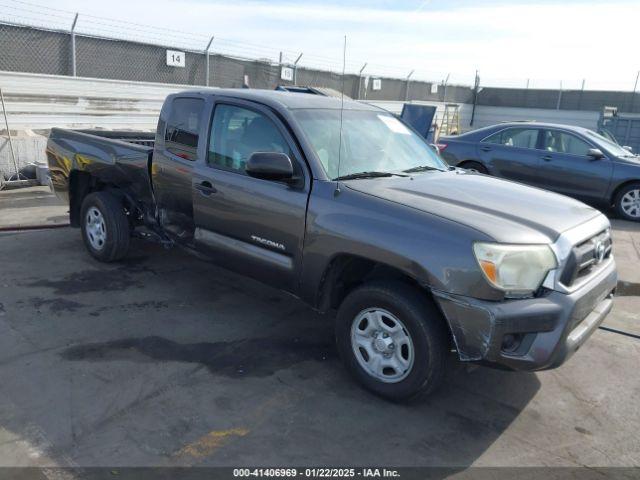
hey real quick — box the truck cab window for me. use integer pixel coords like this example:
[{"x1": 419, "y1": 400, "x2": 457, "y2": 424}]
[
  {"x1": 164, "y1": 98, "x2": 204, "y2": 161},
  {"x1": 208, "y1": 104, "x2": 291, "y2": 174}
]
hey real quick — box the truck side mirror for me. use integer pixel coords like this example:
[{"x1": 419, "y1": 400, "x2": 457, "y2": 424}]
[
  {"x1": 587, "y1": 148, "x2": 605, "y2": 159},
  {"x1": 246, "y1": 152, "x2": 294, "y2": 181}
]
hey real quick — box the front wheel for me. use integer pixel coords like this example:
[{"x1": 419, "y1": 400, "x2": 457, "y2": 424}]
[
  {"x1": 335, "y1": 281, "x2": 448, "y2": 401},
  {"x1": 614, "y1": 183, "x2": 640, "y2": 222},
  {"x1": 80, "y1": 191, "x2": 131, "y2": 262}
]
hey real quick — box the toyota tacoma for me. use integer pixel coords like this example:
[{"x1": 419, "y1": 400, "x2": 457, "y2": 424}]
[{"x1": 46, "y1": 90, "x2": 617, "y2": 400}]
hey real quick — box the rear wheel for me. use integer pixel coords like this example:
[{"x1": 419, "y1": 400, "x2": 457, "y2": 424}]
[
  {"x1": 335, "y1": 280, "x2": 448, "y2": 401},
  {"x1": 461, "y1": 161, "x2": 488, "y2": 174},
  {"x1": 614, "y1": 183, "x2": 640, "y2": 222},
  {"x1": 80, "y1": 191, "x2": 130, "y2": 262}
]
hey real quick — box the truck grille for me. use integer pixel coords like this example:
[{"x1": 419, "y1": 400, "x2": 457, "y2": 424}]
[{"x1": 560, "y1": 230, "x2": 612, "y2": 287}]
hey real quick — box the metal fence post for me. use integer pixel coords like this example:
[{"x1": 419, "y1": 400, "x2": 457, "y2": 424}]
[
  {"x1": 578, "y1": 78, "x2": 585, "y2": 110},
  {"x1": 405, "y1": 70, "x2": 414, "y2": 101},
  {"x1": 205, "y1": 36, "x2": 214, "y2": 87},
  {"x1": 556, "y1": 81, "x2": 563, "y2": 110},
  {"x1": 0, "y1": 88, "x2": 20, "y2": 181},
  {"x1": 630, "y1": 71, "x2": 639, "y2": 112},
  {"x1": 358, "y1": 63, "x2": 367, "y2": 100},
  {"x1": 470, "y1": 70, "x2": 480, "y2": 127},
  {"x1": 293, "y1": 53, "x2": 303, "y2": 85},
  {"x1": 70, "y1": 13, "x2": 78, "y2": 77},
  {"x1": 442, "y1": 73, "x2": 450, "y2": 102}
]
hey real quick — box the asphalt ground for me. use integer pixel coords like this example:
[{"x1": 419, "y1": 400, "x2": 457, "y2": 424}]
[{"x1": 0, "y1": 188, "x2": 638, "y2": 471}]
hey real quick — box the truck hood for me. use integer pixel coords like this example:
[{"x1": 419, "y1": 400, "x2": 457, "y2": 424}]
[{"x1": 344, "y1": 170, "x2": 602, "y2": 243}]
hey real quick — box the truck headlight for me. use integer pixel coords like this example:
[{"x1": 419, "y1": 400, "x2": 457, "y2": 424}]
[{"x1": 473, "y1": 243, "x2": 557, "y2": 296}]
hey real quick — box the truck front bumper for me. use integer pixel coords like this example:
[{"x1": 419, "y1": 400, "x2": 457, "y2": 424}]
[{"x1": 432, "y1": 258, "x2": 617, "y2": 371}]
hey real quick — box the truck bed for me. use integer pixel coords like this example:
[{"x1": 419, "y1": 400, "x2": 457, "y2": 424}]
[
  {"x1": 73, "y1": 129, "x2": 156, "y2": 148},
  {"x1": 46, "y1": 128, "x2": 156, "y2": 214}
]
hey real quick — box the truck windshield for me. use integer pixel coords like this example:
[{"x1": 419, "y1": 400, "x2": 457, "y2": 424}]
[{"x1": 293, "y1": 109, "x2": 447, "y2": 179}]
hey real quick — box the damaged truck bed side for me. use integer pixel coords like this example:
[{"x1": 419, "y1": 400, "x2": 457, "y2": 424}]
[{"x1": 47, "y1": 89, "x2": 617, "y2": 401}]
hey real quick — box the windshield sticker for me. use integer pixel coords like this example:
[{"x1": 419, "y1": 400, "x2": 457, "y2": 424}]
[{"x1": 378, "y1": 115, "x2": 411, "y2": 135}]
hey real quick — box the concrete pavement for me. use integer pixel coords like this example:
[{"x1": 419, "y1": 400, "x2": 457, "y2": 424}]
[{"x1": 0, "y1": 189, "x2": 638, "y2": 469}]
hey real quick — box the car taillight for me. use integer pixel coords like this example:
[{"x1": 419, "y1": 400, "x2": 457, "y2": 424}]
[{"x1": 436, "y1": 143, "x2": 448, "y2": 153}]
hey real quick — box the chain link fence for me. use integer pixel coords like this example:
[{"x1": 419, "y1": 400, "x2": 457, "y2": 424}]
[
  {"x1": 1, "y1": 16, "x2": 639, "y2": 112},
  {"x1": 0, "y1": 19, "x2": 472, "y2": 103}
]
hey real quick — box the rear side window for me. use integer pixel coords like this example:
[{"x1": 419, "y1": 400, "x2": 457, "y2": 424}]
[
  {"x1": 484, "y1": 128, "x2": 539, "y2": 149},
  {"x1": 164, "y1": 97, "x2": 204, "y2": 161}
]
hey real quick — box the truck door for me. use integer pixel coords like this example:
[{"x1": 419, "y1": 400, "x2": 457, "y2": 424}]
[
  {"x1": 152, "y1": 95, "x2": 206, "y2": 240},
  {"x1": 191, "y1": 100, "x2": 310, "y2": 293}
]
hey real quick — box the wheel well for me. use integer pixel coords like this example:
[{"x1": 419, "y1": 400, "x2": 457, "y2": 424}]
[
  {"x1": 459, "y1": 159, "x2": 485, "y2": 169},
  {"x1": 317, "y1": 255, "x2": 427, "y2": 313},
  {"x1": 610, "y1": 180, "x2": 640, "y2": 206},
  {"x1": 69, "y1": 171, "x2": 97, "y2": 227},
  {"x1": 68, "y1": 171, "x2": 128, "y2": 227}
]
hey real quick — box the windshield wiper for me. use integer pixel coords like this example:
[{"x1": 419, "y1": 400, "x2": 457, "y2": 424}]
[
  {"x1": 334, "y1": 171, "x2": 408, "y2": 181},
  {"x1": 402, "y1": 165, "x2": 443, "y2": 173}
]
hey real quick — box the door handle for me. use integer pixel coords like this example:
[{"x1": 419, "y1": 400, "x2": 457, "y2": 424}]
[
  {"x1": 480, "y1": 146, "x2": 492, "y2": 152},
  {"x1": 542, "y1": 155, "x2": 553, "y2": 162},
  {"x1": 195, "y1": 180, "x2": 216, "y2": 196}
]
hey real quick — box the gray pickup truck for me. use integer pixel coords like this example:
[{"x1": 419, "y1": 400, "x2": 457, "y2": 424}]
[{"x1": 47, "y1": 89, "x2": 617, "y2": 401}]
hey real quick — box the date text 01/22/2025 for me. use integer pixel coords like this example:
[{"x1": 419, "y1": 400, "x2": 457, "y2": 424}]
[{"x1": 232, "y1": 468, "x2": 400, "y2": 478}]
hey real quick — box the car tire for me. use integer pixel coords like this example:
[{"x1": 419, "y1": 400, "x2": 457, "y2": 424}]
[
  {"x1": 461, "y1": 161, "x2": 488, "y2": 174},
  {"x1": 614, "y1": 183, "x2": 640, "y2": 222},
  {"x1": 80, "y1": 191, "x2": 131, "y2": 262},
  {"x1": 335, "y1": 280, "x2": 448, "y2": 402}
]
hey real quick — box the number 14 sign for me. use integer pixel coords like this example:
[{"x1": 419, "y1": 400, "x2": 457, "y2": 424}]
[{"x1": 166, "y1": 50, "x2": 186, "y2": 68}]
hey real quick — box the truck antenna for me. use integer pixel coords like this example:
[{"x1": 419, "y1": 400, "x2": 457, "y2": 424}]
[{"x1": 335, "y1": 35, "x2": 347, "y2": 195}]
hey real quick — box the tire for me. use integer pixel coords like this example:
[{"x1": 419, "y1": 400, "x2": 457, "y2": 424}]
[
  {"x1": 461, "y1": 161, "x2": 488, "y2": 174},
  {"x1": 335, "y1": 280, "x2": 448, "y2": 402},
  {"x1": 614, "y1": 183, "x2": 640, "y2": 222},
  {"x1": 80, "y1": 191, "x2": 130, "y2": 262}
]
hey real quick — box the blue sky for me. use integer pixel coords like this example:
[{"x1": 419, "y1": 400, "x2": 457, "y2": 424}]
[{"x1": 5, "y1": 0, "x2": 640, "y2": 90}]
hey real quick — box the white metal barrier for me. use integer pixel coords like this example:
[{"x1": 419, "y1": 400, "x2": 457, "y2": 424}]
[{"x1": 0, "y1": 70, "x2": 601, "y2": 178}]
